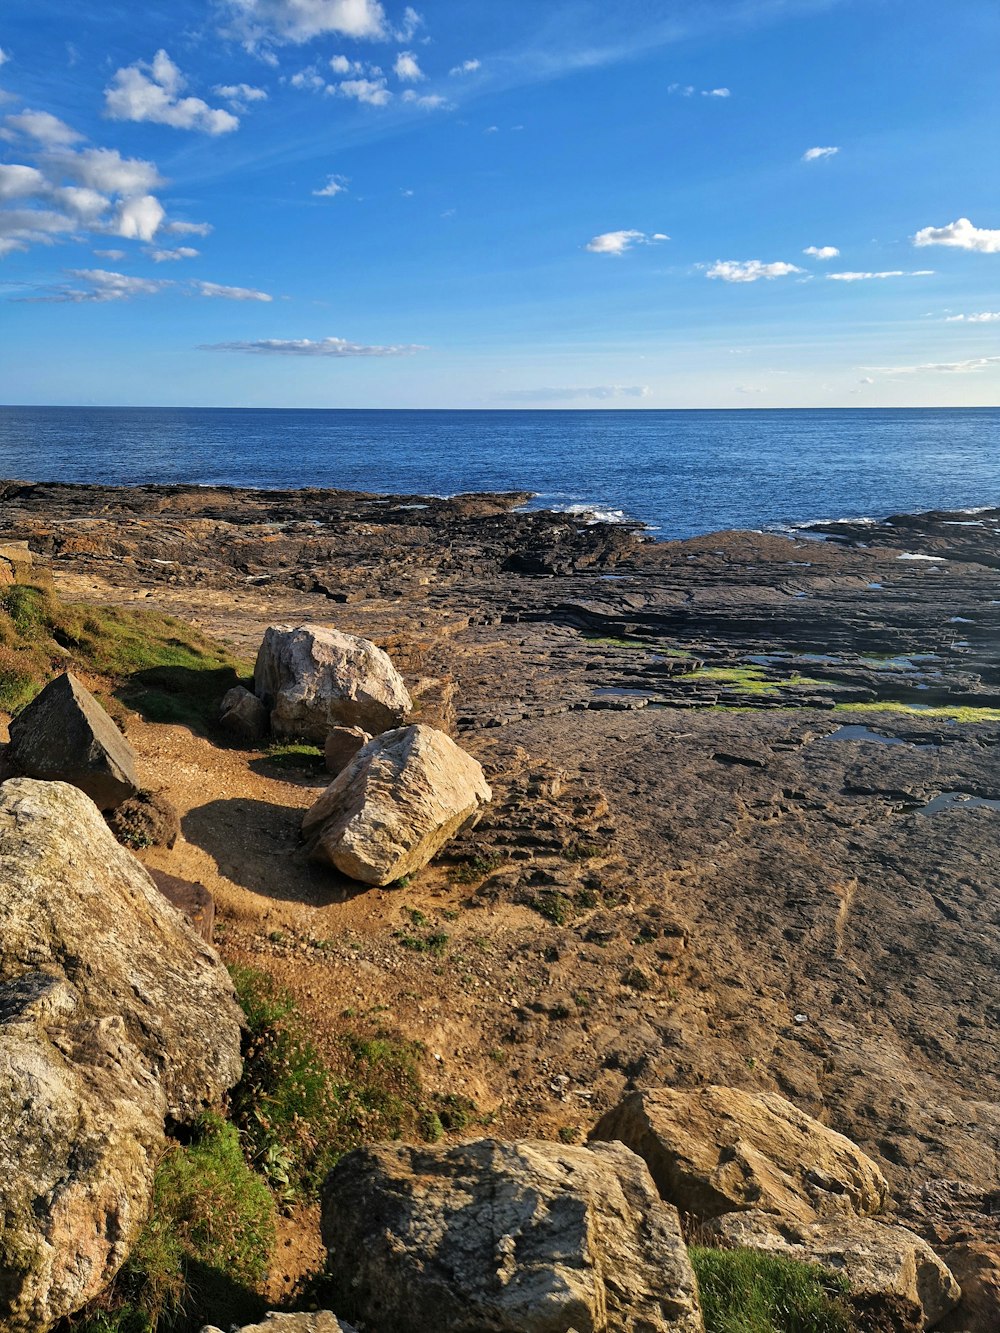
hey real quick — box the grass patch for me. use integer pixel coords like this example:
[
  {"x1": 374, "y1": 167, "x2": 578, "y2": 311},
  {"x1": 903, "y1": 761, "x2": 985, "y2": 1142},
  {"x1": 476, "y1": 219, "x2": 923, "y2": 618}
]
[
  {"x1": 259, "y1": 742, "x2": 325, "y2": 774},
  {"x1": 582, "y1": 634, "x2": 653, "y2": 650},
  {"x1": 690, "y1": 1246, "x2": 854, "y2": 1333},
  {"x1": 394, "y1": 929, "x2": 450, "y2": 955},
  {"x1": 677, "y1": 666, "x2": 826, "y2": 697},
  {"x1": 834, "y1": 701, "x2": 1000, "y2": 724},
  {"x1": 448, "y1": 852, "x2": 505, "y2": 884}
]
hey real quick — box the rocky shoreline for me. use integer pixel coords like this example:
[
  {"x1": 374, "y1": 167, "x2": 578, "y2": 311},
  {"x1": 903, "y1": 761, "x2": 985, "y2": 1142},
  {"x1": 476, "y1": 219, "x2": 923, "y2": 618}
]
[{"x1": 0, "y1": 480, "x2": 998, "y2": 1330}]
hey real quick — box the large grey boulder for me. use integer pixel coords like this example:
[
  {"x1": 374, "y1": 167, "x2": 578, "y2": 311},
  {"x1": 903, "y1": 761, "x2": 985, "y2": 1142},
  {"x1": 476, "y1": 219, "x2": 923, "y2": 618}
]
[
  {"x1": 0, "y1": 972, "x2": 165, "y2": 1333},
  {"x1": 254, "y1": 623, "x2": 411, "y2": 742},
  {"x1": 710, "y1": 1210, "x2": 961, "y2": 1329},
  {"x1": 320, "y1": 1137, "x2": 704, "y2": 1333},
  {"x1": 202, "y1": 1315, "x2": 359, "y2": 1333},
  {"x1": 590, "y1": 1085, "x2": 889, "y2": 1224},
  {"x1": 0, "y1": 777, "x2": 242, "y2": 1121},
  {"x1": 6, "y1": 672, "x2": 140, "y2": 810},
  {"x1": 302, "y1": 724, "x2": 491, "y2": 886}
]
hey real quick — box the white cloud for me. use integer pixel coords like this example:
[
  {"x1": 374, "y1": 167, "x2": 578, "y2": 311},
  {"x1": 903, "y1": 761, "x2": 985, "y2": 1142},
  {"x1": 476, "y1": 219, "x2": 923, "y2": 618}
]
[
  {"x1": 827, "y1": 269, "x2": 934, "y2": 281},
  {"x1": 866, "y1": 356, "x2": 1000, "y2": 376},
  {"x1": 401, "y1": 90, "x2": 449, "y2": 110},
  {"x1": 393, "y1": 50, "x2": 423, "y2": 81},
  {"x1": 44, "y1": 268, "x2": 172, "y2": 302},
  {"x1": 166, "y1": 219, "x2": 213, "y2": 237},
  {"x1": 0, "y1": 48, "x2": 9, "y2": 66},
  {"x1": 193, "y1": 280, "x2": 272, "y2": 301},
  {"x1": 214, "y1": 82, "x2": 268, "y2": 111},
  {"x1": 291, "y1": 66, "x2": 328, "y2": 90},
  {"x1": 147, "y1": 245, "x2": 199, "y2": 261},
  {"x1": 335, "y1": 77, "x2": 391, "y2": 105},
  {"x1": 449, "y1": 59, "x2": 480, "y2": 75},
  {"x1": 502, "y1": 385, "x2": 650, "y2": 402},
  {"x1": 329, "y1": 54, "x2": 360, "y2": 74},
  {"x1": 313, "y1": 173, "x2": 349, "y2": 196},
  {"x1": 802, "y1": 146, "x2": 839, "y2": 162},
  {"x1": 57, "y1": 185, "x2": 110, "y2": 220},
  {"x1": 114, "y1": 195, "x2": 166, "y2": 241},
  {"x1": 1, "y1": 109, "x2": 83, "y2": 147},
  {"x1": 393, "y1": 6, "x2": 421, "y2": 41},
  {"x1": 585, "y1": 229, "x2": 667, "y2": 255},
  {"x1": 913, "y1": 217, "x2": 1000, "y2": 254},
  {"x1": 803, "y1": 245, "x2": 839, "y2": 259},
  {"x1": 200, "y1": 335, "x2": 424, "y2": 355},
  {"x1": 945, "y1": 311, "x2": 1000, "y2": 323},
  {"x1": 222, "y1": 0, "x2": 388, "y2": 46},
  {"x1": 702, "y1": 87, "x2": 730, "y2": 97},
  {"x1": 105, "y1": 51, "x2": 239, "y2": 135},
  {"x1": 56, "y1": 147, "x2": 163, "y2": 196},
  {"x1": 93, "y1": 248, "x2": 126, "y2": 260},
  {"x1": 668, "y1": 83, "x2": 729, "y2": 98},
  {"x1": 0, "y1": 164, "x2": 46, "y2": 199},
  {"x1": 706, "y1": 259, "x2": 803, "y2": 282}
]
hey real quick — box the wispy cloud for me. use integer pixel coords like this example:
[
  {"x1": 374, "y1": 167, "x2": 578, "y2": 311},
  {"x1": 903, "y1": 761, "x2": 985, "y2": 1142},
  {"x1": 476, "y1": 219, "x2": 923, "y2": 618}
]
[
  {"x1": 913, "y1": 217, "x2": 1000, "y2": 254},
  {"x1": 706, "y1": 259, "x2": 803, "y2": 282},
  {"x1": 313, "y1": 173, "x2": 349, "y2": 196},
  {"x1": 827, "y1": 269, "x2": 934, "y2": 281},
  {"x1": 393, "y1": 51, "x2": 423, "y2": 82},
  {"x1": 803, "y1": 245, "x2": 839, "y2": 259},
  {"x1": 1, "y1": 109, "x2": 83, "y2": 147},
  {"x1": 166, "y1": 219, "x2": 213, "y2": 237},
  {"x1": 193, "y1": 280, "x2": 272, "y2": 301},
  {"x1": 147, "y1": 245, "x2": 199, "y2": 262},
  {"x1": 449, "y1": 58, "x2": 480, "y2": 76},
  {"x1": 214, "y1": 82, "x2": 268, "y2": 112},
  {"x1": 501, "y1": 385, "x2": 650, "y2": 401},
  {"x1": 21, "y1": 268, "x2": 172, "y2": 302},
  {"x1": 0, "y1": 47, "x2": 9, "y2": 67},
  {"x1": 200, "y1": 335, "x2": 425, "y2": 355},
  {"x1": 865, "y1": 356, "x2": 1000, "y2": 375},
  {"x1": 585, "y1": 229, "x2": 668, "y2": 255},
  {"x1": 335, "y1": 77, "x2": 392, "y2": 106},
  {"x1": 220, "y1": 0, "x2": 389, "y2": 48},
  {"x1": 401, "y1": 90, "x2": 450, "y2": 111},
  {"x1": 945, "y1": 311, "x2": 1000, "y2": 323},
  {"x1": 668, "y1": 83, "x2": 730, "y2": 97},
  {"x1": 105, "y1": 51, "x2": 239, "y2": 135},
  {"x1": 802, "y1": 146, "x2": 839, "y2": 161}
]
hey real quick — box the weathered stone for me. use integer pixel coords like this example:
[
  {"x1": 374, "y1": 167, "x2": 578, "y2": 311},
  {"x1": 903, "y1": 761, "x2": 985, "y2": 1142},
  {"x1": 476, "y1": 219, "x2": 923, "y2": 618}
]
[
  {"x1": 201, "y1": 1314, "x2": 359, "y2": 1333},
  {"x1": 324, "y1": 724, "x2": 370, "y2": 775},
  {"x1": 320, "y1": 1137, "x2": 704, "y2": 1333},
  {"x1": 709, "y1": 1211, "x2": 961, "y2": 1330},
  {"x1": 149, "y1": 869, "x2": 216, "y2": 943},
  {"x1": 590, "y1": 1085, "x2": 889, "y2": 1224},
  {"x1": 302, "y1": 724, "x2": 491, "y2": 886},
  {"x1": 0, "y1": 971, "x2": 165, "y2": 1333},
  {"x1": 935, "y1": 1243, "x2": 1000, "y2": 1333},
  {"x1": 106, "y1": 788, "x2": 180, "y2": 849},
  {"x1": 219, "y1": 685, "x2": 269, "y2": 745},
  {"x1": 0, "y1": 777, "x2": 242, "y2": 1121},
  {"x1": 254, "y1": 623, "x2": 411, "y2": 742},
  {"x1": 6, "y1": 672, "x2": 140, "y2": 810}
]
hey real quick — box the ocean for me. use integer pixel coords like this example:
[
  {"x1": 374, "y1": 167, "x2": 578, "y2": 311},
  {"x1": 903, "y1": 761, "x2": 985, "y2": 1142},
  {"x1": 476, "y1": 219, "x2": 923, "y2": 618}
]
[{"x1": 0, "y1": 406, "x2": 997, "y2": 540}]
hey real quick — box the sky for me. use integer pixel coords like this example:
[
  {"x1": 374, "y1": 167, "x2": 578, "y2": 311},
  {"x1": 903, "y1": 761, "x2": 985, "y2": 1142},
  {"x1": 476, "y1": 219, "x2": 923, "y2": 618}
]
[{"x1": 0, "y1": 0, "x2": 998, "y2": 408}]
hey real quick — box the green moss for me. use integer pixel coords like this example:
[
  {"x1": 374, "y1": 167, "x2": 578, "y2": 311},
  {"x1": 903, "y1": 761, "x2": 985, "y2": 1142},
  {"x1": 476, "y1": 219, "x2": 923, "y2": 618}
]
[
  {"x1": 690, "y1": 1246, "x2": 855, "y2": 1333},
  {"x1": 677, "y1": 666, "x2": 825, "y2": 696},
  {"x1": 834, "y1": 701, "x2": 1000, "y2": 724},
  {"x1": 582, "y1": 634, "x2": 653, "y2": 650},
  {"x1": 260, "y1": 742, "x2": 325, "y2": 773}
]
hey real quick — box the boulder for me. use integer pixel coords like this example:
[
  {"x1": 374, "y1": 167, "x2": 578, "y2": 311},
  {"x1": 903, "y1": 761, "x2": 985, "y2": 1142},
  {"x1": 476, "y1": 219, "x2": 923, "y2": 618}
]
[
  {"x1": 6, "y1": 672, "x2": 140, "y2": 810},
  {"x1": 0, "y1": 971, "x2": 165, "y2": 1333},
  {"x1": 324, "y1": 724, "x2": 370, "y2": 775},
  {"x1": 254, "y1": 623, "x2": 411, "y2": 742},
  {"x1": 709, "y1": 1211, "x2": 961, "y2": 1330},
  {"x1": 149, "y1": 869, "x2": 216, "y2": 943},
  {"x1": 202, "y1": 1315, "x2": 359, "y2": 1333},
  {"x1": 0, "y1": 778, "x2": 242, "y2": 1121},
  {"x1": 935, "y1": 1243, "x2": 1000, "y2": 1333},
  {"x1": 302, "y1": 724, "x2": 491, "y2": 886},
  {"x1": 590, "y1": 1085, "x2": 888, "y2": 1224},
  {"x1": 106, "y1": 788, "x2": 180, "y2": 849},
  {"x1": 219, "y1": 685, "x2": 269, "y2": 745},
  {"x1": 320, "y1": 1137, "x2": 704, "y2": 1333}
]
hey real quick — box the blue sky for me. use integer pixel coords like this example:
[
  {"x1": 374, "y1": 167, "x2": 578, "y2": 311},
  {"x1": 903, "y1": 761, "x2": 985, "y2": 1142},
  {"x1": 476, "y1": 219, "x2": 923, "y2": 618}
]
[{"x1": 0, "y1": 0, "x2": 998, "y2": 407}]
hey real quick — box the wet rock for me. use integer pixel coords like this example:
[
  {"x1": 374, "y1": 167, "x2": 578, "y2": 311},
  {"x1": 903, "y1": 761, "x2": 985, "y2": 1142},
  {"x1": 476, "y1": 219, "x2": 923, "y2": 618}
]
[
  {"x1": 0, "y1": 778, "x2": 242, "y2": 1121},
  {"x1": 324, "y1": 724, "x2": 370, "y2": 775},
  {"x1": 219, "y1": 685, "x2": 269, "y2": 744},
  {"x1": 710, "y1": 1210, "x2": 961, "y2": 1330},
  {"x1": 6, "y1": 672, "x2": 140, "y2": 810},
  {"x1": 254, "y1": 623, "x2": 411, "y2": 742},
  {"x1": 0, "y1": 972, "x2": 165, "y2": 1333},
  {"x1": 590, "y1": 1085, "x2": 888, "y2": 1223},
  {"x1": 148, "y1": 869, "x2": 216, "y2": 943},
  {"x1": 320, "y1": 1137, "x2": 704, "y2": 1333},
  {"x1": 106, "y1": 788, "x2": 180, "y2": 849},
  {"x1": 303, "y1": 724, "x2": 491, "y2": 886},
  {"x1": 201, "y1": 1315, "x2": 359, "y2": 1333}
]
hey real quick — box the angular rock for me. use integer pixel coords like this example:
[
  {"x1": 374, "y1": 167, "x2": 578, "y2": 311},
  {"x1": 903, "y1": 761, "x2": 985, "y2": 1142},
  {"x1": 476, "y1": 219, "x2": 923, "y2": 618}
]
[
  {"x1": 254, "y1": 623, "x2": 411, "y2": 742},
  {"x1": 302, "y1": 724, "x2": 491, "y2": 886},
  {"x1": 710, "y1": 1210, "x2": 961, "y2": 1330},
  {"x1": 106, "y1": 788, "x2": 180, "y2": 849},
  {"x1": 936, "y1": 1243, "x2": 1000, "y2": 1333},
  {"x1": 0, "y1": 971, "x2": 165, "y2": 1333},
  {"x1": 202, "y1": 1315, "x2": 359, "y2": 1333},
  {"x1": 0, "y1": 777, "x2": 242, "y2": 1121},
  {"x1": 324, "y1": 724, "x2": 371, "y2": 775},
  {"x1": 219, "y1": 684, "x2": 269, "y2": 745},
  {"x1": 590, "y1": 1085, "x2": 888, "y2": 1224},
  {"x1": 320, "y1": 1137, "x2": 704, "y2": 1333},
  {"x1": 6, "y1": 672, "x2": 140, "y2": 810},
  {"x1": 149, "y1": 869, "x2": 216, "y2": 943}
]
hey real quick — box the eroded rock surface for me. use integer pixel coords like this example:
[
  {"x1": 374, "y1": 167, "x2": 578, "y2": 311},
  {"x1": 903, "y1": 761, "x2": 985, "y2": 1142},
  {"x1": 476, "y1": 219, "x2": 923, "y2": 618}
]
[
  {"x1": 320, "y1": 1137, "x2": 703, "y2": 1333},
  {"x1": 590, "y1": 1085, "x2": 889, "y2": 1223},
  {"x1": 303, "y1": 724, "x2": 491, "y2": 885},
  {"x1": 202, "y1": 1315, "x2": 359, "y2": 1333},
  {"x1": 255, "y1": 623, "x2": 411, "y2": 741}
]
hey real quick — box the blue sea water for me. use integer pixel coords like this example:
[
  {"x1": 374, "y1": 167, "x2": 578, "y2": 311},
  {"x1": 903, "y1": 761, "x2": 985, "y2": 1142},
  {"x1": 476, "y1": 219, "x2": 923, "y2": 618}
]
[{"x1": 0, "y1": 406, "x2": 997, "y2": 540}]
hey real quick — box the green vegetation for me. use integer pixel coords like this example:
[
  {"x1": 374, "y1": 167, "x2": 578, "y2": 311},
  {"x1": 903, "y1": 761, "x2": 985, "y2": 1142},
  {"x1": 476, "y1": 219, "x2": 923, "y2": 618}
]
[
  {"x1": 448, "y1": 851, "x2": 505, "y2": 884},
  {"x1": 394, "y1": 928, "x2": 450, "y2": 955},
  {"x1": 834, "y1": 700, "x2": 1000, "y2": 724},
  {"x1": 525, "y1": 883, "x2": 605, "y2": 926},
  {"x1": 259, "y1": 741, "x2": 325, "y2": 774},
  {"x1": 690, "y1": 1246, "x2": 855, "y2": 1333},
  {"x1": 0, "y1": 578, "x2": 246, "y2": 728},
  {"x1": 582, "y1": 634, "x2": 653, "y2": 650},
  {"x1": 677, "y1": 666, "x2": 825, "y2": 697}
]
